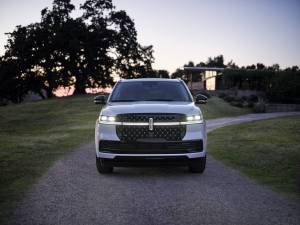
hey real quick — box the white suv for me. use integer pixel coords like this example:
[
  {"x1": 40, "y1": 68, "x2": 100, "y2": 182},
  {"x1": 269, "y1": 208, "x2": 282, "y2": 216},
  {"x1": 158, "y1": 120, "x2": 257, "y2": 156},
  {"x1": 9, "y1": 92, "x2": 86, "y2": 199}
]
[{"x1": 94, "y1": 78, "x2": 207, "y2": 173}]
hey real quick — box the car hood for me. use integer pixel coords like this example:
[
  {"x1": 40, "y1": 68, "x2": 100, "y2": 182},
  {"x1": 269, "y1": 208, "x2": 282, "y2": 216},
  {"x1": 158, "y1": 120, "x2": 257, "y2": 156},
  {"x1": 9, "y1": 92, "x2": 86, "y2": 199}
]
[{"x1": 100, "y1": 101, "x2": 201, "y2": 116}]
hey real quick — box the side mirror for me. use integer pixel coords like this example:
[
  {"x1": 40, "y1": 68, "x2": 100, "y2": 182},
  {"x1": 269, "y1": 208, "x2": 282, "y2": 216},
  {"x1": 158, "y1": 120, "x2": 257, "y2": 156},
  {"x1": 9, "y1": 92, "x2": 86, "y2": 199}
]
[
  {"x1": 94, "y1": 95, "x2": 107, "y2": 104},
  {"x1": 195, "y1": 94, "x2": 208, "y2": 104}
]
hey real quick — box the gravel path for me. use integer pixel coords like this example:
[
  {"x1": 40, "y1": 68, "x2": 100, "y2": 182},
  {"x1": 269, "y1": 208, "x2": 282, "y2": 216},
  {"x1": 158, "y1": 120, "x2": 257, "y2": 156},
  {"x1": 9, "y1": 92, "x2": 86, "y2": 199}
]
[{"x1": 9, "y1": 112, "x2": 300, "y2": 225}]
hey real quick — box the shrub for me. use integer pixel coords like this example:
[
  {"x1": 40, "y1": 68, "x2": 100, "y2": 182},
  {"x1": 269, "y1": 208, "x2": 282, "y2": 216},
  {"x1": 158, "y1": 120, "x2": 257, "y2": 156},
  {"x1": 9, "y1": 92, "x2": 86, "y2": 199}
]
[
  {"x1": 247, "y1": 101, "x2": 255, "y2": 108},
  {"x1": 218, "y1": 92, "x2": 226, "y2": 99},
  {"x1": 253, "y1": 102, "x2": 266, "y2": 113},
  {"x1": 222, "y1": 69, "x2": 300, "y2": 103},
  {"x1": 230, "y1": 96, "x2": 244, "y2": 108},
  {"x1": 248, "y1": 94, "x2": 258, "y2": 102},
  {"x1": 230, "y1": 101, "x2": 244, "y2": 108},
  {"x1": 241, "y1": 96, "x2": 247, "y2": 101},
  {"x1": 224, "y1": 95, "x2": 235, "y2": 102},
  {"x1": 233, "y1": 96, "x2": 243, "y2": 102},
  {"x1": 267, "y1": 71, "x2": 300, "y2": 103}
]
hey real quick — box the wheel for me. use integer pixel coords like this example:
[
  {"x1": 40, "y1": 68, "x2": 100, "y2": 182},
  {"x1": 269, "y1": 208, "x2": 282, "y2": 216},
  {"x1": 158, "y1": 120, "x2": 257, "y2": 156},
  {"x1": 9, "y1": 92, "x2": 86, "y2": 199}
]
[
  {"x1": 96, "y1": 157, "x2": 113, "y2": 174},
  {"x1": 188, "y1": 157, "x2": 206, "y2": 173}
]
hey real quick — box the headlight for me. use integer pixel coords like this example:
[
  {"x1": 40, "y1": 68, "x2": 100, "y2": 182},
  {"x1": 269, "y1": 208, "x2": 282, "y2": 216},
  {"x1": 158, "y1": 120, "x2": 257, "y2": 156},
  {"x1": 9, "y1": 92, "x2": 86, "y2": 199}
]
[
  {"x1": 98, "y1": 114, "x2": 203, "y2": 125},
  {"x1": 100, "y1": 115, "x2": 115, "y2": 122},
  {"x1": 98, "y1": 115, "x2": 120, "y2": 124},
  {"x1": 185, "y1": 114, "x2": 203, "y2": 124}
]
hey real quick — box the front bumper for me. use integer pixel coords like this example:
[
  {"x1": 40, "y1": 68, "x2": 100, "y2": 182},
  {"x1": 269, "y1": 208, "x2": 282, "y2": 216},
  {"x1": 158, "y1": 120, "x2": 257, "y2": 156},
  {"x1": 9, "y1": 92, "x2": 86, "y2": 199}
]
[
  {"x1": 98, "y1": 151, "x2": 206, "y2": 159},
  {"x1": 95, "y1": 121, "x2": 207, "y2": 160},
  {"x1": 99, "y1": 155, "x2": 205, "y2": 167}
]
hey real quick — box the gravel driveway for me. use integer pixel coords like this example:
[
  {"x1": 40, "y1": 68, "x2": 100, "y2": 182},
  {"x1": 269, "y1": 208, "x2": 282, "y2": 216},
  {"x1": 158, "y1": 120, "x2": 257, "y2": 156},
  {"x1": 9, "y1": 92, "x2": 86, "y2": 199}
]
[{"x1": 9, "y1": 112, "x2": 300, "y2": 225}]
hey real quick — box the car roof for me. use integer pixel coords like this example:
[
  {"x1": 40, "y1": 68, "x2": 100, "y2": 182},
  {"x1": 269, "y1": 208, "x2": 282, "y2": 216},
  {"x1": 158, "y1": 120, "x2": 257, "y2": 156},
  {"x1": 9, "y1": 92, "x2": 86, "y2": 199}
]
[{"x1": 119, "y1": 78, "x2": 181, "y2": 83}]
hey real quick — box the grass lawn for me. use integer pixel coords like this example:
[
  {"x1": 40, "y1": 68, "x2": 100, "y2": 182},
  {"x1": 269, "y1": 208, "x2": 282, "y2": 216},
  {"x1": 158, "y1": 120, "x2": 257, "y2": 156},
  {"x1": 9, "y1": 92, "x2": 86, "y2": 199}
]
[
  {"x1": 208, "y1": 116, "x2": 300, "y2": 198},
  {"x1": 0, "y1": 95, "x2": 99, "y2": 224},
  {"x1": 200, "y1": 97, "x2": 251, "y2": 120},
  {"x1": 0, "y1": 95, "x2": 250, "y2": 223}
]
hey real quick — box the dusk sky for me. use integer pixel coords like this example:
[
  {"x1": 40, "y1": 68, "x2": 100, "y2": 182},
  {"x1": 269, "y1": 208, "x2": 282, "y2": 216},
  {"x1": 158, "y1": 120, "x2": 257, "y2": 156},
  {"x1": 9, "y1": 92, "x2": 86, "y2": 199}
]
[{"x1": 0, "y1": 0, "x2": 299, "y2": 72}]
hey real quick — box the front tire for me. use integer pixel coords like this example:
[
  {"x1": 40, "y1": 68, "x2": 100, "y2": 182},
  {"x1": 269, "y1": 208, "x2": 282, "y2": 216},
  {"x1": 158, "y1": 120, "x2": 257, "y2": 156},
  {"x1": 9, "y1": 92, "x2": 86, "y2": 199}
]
[
  {"x1": 96, "y1": 157, "x2": 113, "y2": 174},
  {"x1": 189, "y1": 157, "x2": 206, "y2": 173}
]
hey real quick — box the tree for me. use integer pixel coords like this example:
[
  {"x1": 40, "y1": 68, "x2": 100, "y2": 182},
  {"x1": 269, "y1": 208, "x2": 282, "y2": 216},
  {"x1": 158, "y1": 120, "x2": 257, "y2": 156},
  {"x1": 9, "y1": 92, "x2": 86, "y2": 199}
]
[
  {"x1": 227, "y1": 60, "x2": 239, "y2": 69},
  {"x1": 80, "y1": 0, "x2": 154, "y2": 83},
  {"x1": 196, "y1": 61, "x2": 206, "y2": 67},
  {"x1": 246, "y1": 64, "x2": 256, "y2": 70},
  {"x1": 38, "y1": 0, "x2": 77, "y2": 97},
  {"x1": 3, "y1": 23, "x2": 49, "y2": 100},
  {"x1": 171, "y1": 68, "x2": 188, "y2": 82},
  {"x1": 206, "y1": 55, "x2": 225, "y2": 67},
  {"x1": 0, "y1": 57, "x2": 27, "y2": 103},
  {"x1": 2, "y1": 0, "x2": 154, "y2": 99},
  {"x1": 184, "y1": 61, "x2": 195, "y2": 67},
  {"x1": 140, "y1": 69, "x2": 170, "y2": 78},
  {"x1": 4, "y1": 0, "x2": 77, "y2": 98},
  {"x1": 256, "y1": 63, "x2": 265, "y2": 70},
  {"x1": 157, "y1": 70, "x2": 169, "y2": 78},
  {"x1": 268, "y1": 64, "x2": 280, "y2": 71},
  {"x1": 284, "y1": 65, "x2": 299, "y2": 72}
]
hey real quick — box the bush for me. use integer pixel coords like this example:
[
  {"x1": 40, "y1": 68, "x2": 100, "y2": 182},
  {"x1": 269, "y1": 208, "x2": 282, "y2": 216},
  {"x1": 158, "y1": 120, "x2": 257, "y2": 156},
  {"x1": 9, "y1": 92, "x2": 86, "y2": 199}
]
[
  {"x1": 218, "y1": 92, "x2": 226, "y2": 99},
  {"x1": 222, "y1": 69, "x2": 300, "y2": 104},
  {"x1": 241, "y1": 96, "x2": 247, "y2": 101},
  {"x1": 267, "y1": 71, "x2": 300, "y2": 103},
  {"x1": 248, "y1": 94, "x2": 258, "y2": 103},
  {"x1": 233, "y1": 96, "x2": 243, "y2": 102},
  {"x1": 224, "y1": 95, "x2": 235, "y2": 102},
  {"x1": 230, "y1": 96, "x2": 244, "y2": 108},
  {"x1": 220, "y1": 93, "x2": 258, "y2": 109},
  {"x1": 247, "y1": 101, "x2": 255, "y2": 108},
  {"x1": 253, "y1": 102, "x2": 266, "y2": 113},
  {"x1": 230, "y1": 101, "x2": 244, "y2": 108}
]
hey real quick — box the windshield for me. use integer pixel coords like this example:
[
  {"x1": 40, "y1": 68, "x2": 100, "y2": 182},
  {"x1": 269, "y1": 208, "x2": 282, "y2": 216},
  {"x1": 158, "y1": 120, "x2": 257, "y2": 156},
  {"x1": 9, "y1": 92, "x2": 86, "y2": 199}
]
[{"x1": 109, "y1": 81, "x2": 192, "y2": 102}]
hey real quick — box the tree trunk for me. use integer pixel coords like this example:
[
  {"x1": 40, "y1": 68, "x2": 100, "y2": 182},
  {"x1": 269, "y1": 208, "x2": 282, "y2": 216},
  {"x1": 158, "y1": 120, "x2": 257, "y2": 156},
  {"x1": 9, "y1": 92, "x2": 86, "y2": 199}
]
[
  {"x1": 37, "y1": 90, "x2": 46, "y2": 99},
  {"x1": 44, "y1": 74, "x2": 54, "y2": 98},
  {"x1": 73, "y1": 76, "x2": 87, "y2": 95},
  {"x1": 45, "y1": 87, "x2": 53, "y2": 98}
]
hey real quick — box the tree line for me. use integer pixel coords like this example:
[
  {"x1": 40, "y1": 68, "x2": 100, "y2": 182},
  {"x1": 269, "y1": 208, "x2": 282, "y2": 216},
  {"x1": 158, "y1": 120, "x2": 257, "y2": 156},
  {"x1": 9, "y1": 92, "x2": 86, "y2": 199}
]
[
  {"x1": 171, "y1": 55, "x2": 299, "y2": 81},
  {"x1": 0, "y1": 0, "x2": 154, "y2": 103},
  {"x1": 170, "y1": 55, "x2": 300, "y2": 103}
]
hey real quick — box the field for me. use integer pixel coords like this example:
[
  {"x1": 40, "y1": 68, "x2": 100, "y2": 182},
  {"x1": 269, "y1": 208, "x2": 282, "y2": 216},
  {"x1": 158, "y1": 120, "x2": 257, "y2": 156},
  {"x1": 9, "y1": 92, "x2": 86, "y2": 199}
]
[
  {"x1": 0, "y1": 95, "x2": 250, "y2": 223},
  {"x1": 0, "y1": 95, "x2": 99, "y2": 223},
  {"x1": 208, "y1": 116, "x2": 300, "y2": 197}
]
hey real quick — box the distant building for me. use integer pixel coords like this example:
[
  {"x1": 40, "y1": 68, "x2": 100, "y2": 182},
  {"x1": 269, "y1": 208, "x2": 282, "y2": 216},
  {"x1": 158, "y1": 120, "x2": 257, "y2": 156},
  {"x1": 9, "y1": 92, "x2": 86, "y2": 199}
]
[{"x1": 184, "y1": 67, "x2": 224, "y2": 91}]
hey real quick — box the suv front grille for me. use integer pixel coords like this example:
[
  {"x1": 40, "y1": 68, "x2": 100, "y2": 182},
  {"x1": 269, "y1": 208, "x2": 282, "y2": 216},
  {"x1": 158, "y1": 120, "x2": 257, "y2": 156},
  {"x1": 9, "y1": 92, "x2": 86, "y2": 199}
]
[
  {"x1": 116, "y1": 125, "x2": 186, "y2": 141},
  {"x1": 116, "y1": 113, "x2": 186, "y2": 141}
]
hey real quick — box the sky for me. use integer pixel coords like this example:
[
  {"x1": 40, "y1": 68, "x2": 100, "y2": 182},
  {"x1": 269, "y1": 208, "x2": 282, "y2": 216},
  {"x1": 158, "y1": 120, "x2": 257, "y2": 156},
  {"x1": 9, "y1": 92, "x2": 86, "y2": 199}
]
[{"x1": 0, "y1": 0, "x2": 299, "y2": 73}]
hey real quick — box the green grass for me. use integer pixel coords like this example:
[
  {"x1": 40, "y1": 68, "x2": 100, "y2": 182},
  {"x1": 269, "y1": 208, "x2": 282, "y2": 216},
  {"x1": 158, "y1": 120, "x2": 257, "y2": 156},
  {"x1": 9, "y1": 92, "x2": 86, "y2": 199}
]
[
  {"x1": 200, "y1": 97, "x2": 251, "y2": 120},
  {"x1": 0, "y1": 95, "x2": 250, "y2": 224},
  {"x1": 0, "y1": 95, "x2": 99, "y2": 224},
  {"x1": 208, "y1": 116, "x2": 300, "y2": 197}
]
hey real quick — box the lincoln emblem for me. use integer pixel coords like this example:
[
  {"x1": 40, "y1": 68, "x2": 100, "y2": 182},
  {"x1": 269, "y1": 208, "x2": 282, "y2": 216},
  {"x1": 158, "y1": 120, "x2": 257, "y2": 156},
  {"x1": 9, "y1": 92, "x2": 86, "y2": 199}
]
[{"x1": 149, "y1": 118, "x2": 154, "y2": 131}]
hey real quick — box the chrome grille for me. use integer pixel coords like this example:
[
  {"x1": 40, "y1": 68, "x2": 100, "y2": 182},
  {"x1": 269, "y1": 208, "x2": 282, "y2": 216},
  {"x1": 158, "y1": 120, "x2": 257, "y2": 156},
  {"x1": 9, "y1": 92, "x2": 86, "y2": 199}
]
[{"x1": 116, "y1": 113, "x2": 186, "y2": 141}]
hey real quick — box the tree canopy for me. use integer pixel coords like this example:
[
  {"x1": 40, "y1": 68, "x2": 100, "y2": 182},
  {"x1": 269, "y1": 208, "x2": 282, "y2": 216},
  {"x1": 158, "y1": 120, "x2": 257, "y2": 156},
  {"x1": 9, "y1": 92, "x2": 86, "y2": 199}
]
[{"x1": 0, "y1": 0, "x2": 154, "y2": 102}]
